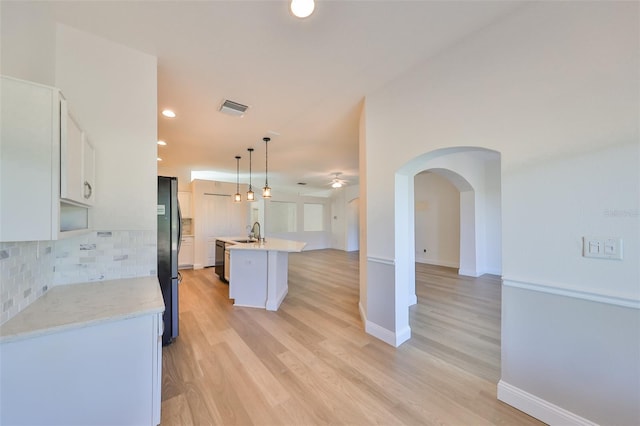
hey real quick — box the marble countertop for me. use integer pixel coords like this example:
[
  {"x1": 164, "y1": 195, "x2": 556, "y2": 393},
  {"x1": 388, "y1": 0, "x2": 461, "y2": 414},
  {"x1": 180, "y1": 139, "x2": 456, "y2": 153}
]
[
  {"x1": 218, "y1": 236, "x2": 306, "y2": 253},
  {"x1": 0, "y1": 276, "x2": 165, "y2": 344}
]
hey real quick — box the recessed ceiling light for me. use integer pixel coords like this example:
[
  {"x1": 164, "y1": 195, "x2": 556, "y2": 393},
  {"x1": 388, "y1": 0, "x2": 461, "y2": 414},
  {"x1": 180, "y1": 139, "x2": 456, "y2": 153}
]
[
  {"x1": 161, "y1": 109, "x2": 176, "y2": 118},
  {"x1": 157, "y1": 140, "x2": 167, "y2": 146},
  {"x1": 290, "y1": 0, "x2": 315, "y2": 18}
]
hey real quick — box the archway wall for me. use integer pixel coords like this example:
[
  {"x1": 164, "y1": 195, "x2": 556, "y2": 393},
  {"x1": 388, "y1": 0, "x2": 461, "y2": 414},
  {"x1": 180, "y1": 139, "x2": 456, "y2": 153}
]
[
  {"x1": 360, "y1": 2, "x2": 639, "y2": 424},
  {"x1": 399, "y1": 149, "x2": 502, "y2": 278}
]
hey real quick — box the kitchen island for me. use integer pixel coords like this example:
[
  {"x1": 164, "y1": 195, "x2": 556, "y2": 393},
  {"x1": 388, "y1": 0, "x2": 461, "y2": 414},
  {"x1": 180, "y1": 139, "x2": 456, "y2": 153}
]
[{"x1": 217, "y1": 237, "x2": 306, "y2": 311}]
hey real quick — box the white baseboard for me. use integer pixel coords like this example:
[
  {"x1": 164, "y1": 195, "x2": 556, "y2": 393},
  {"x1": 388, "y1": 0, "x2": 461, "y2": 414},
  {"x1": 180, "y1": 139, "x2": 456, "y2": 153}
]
[
  {"x1": 408, "y1": 294, "x2": 417, "y2": 306},
  {"x1": 359, "y1": 302, "x2": 411, "y2": 347},
  {"x1": 497, "y1": 381, "x2": 597, "y2": 426},
  {"x1": 458, "y1": 268, "x2": 481, "y2": 277},
  {"x1": 415, "y1": 256, "x2": 458, "y2": 269}
]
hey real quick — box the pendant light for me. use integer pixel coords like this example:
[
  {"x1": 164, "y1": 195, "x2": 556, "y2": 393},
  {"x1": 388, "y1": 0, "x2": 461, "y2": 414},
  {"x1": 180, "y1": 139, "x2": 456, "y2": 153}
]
[
  {"x1": 262, "y1": 137, "x2": 271, "y2": 198},
  {"x1": 234, "y1": 156, "x2": 242, "y2": 203},
  {"x1": 247, "y1": 148, "x2": 255, "y2": 201}
]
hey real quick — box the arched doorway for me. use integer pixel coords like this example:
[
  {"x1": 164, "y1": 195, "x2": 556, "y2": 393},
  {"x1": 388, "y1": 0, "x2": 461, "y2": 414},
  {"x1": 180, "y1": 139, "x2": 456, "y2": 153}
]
[{"x1": 394, "y1": 147, "x2": 501, "y2": 344}]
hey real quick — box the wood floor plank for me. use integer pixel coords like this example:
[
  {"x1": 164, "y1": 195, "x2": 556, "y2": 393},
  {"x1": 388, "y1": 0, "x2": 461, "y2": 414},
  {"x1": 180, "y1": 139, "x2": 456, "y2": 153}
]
[{"x1": 161, "y1": 249, "x2": 545, "y2": 425}]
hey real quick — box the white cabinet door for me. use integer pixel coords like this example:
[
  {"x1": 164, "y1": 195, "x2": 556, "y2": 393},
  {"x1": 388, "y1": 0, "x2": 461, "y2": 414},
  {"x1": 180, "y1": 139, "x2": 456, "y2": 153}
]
[
  {"x1": 60, "y1": 102, "x2": 84, "y2": 204},
  {"x1": 206, "y1": 237, "x2": 217, "y2": 267},
  {"x1": 82, "y1": 137, "x2": 96, "y2": 205},
  {"x1": 0, "y1": 76, "x2": 59, "y2": 242},
  {"x1": 60, "y1": 99, "x2": 95, "y2": 207},
  {"x1": 178, "y1": 236, "x2": 194, "y2": 268}
]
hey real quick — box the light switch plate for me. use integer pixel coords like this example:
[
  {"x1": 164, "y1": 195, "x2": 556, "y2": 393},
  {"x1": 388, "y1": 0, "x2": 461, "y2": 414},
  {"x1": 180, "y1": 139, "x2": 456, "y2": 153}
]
[{"x1": 583, "y1": 236, "x2": 623, "y2": 260}]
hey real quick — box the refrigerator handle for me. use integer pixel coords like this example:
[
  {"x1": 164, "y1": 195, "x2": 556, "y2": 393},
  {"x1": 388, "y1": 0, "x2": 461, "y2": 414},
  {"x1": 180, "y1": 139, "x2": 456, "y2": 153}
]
[{"x1": 177, "y1": 198, "x2": 183, "y2": 254}]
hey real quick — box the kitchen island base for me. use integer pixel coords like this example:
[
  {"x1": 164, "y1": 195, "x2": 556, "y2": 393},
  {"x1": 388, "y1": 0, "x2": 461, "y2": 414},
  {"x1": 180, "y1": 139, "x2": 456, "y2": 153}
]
[
  {"x1": 223, "y1": 237, "x2": 306, "y2": 311},
  {"x1": 229, "y1": 249, "x2": 290, "y2": 311}
]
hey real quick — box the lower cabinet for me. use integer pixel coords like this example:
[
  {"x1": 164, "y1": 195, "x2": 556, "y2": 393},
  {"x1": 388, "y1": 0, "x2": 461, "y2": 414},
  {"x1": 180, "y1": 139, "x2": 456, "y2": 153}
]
[
  {"x1": 0, "y1": 313, "x2": 163, "y2": 426},
  {"x1": 179, "y1": 235, "x2": 194, "y2": 269}
]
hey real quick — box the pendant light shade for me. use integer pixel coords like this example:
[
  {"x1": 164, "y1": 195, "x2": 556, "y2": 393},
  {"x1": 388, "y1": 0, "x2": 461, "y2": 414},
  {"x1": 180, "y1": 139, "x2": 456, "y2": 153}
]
[
  {"x1": 262, "y1": 137, "x2": 271, "y2": 198},
  {"x1": 247, "y1": 148, "x2": 255, "y2": 202},
  {"x1": 234, "y1": 155, "x2": 242, "y2": 203}
]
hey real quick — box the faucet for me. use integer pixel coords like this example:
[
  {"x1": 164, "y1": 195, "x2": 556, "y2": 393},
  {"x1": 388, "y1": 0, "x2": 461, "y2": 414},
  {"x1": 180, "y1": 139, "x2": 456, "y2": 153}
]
[{"x1": 249, "y1": 221, "x2": 261, "y2": 241}]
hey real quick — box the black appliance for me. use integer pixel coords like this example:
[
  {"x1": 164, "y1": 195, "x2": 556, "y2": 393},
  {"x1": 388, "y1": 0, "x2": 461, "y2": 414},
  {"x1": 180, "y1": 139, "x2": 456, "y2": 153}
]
[
  {"x1": 157, "y1": 176, "x2": 181, "y2": 345},
  {"x1": 215, "y1": 239, "x2": 227, "y2": 283}
]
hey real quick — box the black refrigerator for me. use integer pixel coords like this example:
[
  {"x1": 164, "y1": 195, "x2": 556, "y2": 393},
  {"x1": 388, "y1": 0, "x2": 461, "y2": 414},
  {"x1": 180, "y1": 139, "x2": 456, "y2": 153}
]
[{"x1": 157, "y1": 176, "x2": 181, "y2": 345}]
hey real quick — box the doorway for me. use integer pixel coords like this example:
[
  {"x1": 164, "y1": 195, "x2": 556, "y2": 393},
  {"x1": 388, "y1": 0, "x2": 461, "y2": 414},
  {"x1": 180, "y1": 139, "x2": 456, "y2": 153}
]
[{"x1": 394, "y1": 147, "x2": 502, "y2": 343}]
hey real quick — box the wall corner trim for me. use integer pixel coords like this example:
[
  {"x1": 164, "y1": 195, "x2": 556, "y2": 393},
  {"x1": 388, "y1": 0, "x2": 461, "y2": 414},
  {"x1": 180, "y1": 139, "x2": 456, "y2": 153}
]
[
  {"x1": 497, "y1": 380, "x2": 598, "y2": 426},
  {"x1": 362, "y1": 315, "x2": 411, "y2": 347}
]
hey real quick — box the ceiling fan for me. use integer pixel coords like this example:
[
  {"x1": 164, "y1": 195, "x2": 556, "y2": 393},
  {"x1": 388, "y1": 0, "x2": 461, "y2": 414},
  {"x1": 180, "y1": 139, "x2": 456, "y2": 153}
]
[{"x1": 330, "y1": 172, "x2": 347, "y2": 188}]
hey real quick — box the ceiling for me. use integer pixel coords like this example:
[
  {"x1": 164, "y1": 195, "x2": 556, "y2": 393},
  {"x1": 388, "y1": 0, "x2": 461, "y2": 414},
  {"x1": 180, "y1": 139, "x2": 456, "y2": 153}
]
[{"x1": 24, "y1": 0, "x2": 523, "y2": 196}]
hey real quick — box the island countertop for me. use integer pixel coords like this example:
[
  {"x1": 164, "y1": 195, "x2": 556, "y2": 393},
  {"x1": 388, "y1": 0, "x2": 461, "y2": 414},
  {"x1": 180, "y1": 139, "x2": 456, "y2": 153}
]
[
  {"x1": 218, "y1": 236, "x2": 306, "y2": 253},
  {"x1": 0, "y1": 276, "x2": 165, "y2": 344}
]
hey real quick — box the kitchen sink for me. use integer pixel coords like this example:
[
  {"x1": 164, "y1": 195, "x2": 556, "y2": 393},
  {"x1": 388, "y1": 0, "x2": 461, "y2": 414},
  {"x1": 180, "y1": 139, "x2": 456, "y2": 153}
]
[{"x1": 232, "y1": 239, "x2": 256, "y2": 243}]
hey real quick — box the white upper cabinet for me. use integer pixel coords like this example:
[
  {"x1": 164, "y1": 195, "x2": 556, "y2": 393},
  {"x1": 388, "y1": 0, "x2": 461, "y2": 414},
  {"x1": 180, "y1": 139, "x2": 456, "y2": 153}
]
[
  {"x1": 60, "y1": 100, "x2": 95, "y2": 206},
  {"x1": 0, "y1": 75, "x2": 94, "y2": 242},
  {"x1": 0, "y1": 76, "x2": 59, "y2": 241}
]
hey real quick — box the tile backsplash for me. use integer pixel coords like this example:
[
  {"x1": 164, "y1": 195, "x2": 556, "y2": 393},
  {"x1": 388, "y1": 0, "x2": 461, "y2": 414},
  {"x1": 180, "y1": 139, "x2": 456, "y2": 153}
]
[
  {"x1": 0, "y1": 230, "x2": 157, "y2": 325},
  {"x1": 0, "y1": 241, "x2": 54, "y2": 325}
]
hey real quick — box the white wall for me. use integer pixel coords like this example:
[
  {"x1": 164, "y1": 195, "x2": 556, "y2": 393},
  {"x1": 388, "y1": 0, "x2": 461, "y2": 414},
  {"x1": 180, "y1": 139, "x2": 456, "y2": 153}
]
[
  {"x1": 414, "y1": 172, "x2": 460, "y2": 268},
  {"x1": 0, "y1": 2, "x2": 56, "y2": 86},
  {"x1": 55, "y1": 24, "x2": 158, "y2": 231},
  {"x1": 265, "y1": 193, "x2": 332, "y2": 250},
  {"x1": 362, "y1": 2, "x2": 639, "y2": 424},
  {"x1": 330, "y1": 185, "x2": 360, "y2": 251}
]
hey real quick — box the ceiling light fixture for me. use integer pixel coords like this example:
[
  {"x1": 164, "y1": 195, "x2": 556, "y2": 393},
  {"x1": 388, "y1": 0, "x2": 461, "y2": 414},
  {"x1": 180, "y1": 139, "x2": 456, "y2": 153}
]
[
  {"x1": 290, "y1": 0, "x2": 315, "y2": 18},
  {"x1": 161, "y1": 109, "x2": 176, "y2": 118},
  {"x1": 247, "y1": 148, "x2": 255, "y2": 201},
  {"x1": 331, "y1": 172, "x2": 344, "y2": 188},
  {"x1": 234, "y1": 155, "x2": 242, "y2": 203},
  {"x1": 262, "y1": 137, "x2": 271, "y2": 198}
]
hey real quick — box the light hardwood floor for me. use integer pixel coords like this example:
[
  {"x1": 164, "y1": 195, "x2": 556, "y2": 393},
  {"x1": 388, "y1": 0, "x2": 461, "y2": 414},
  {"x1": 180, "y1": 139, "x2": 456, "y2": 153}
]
[{"x1": 161, "y1": 249, "x2": 543, "y2": 425}]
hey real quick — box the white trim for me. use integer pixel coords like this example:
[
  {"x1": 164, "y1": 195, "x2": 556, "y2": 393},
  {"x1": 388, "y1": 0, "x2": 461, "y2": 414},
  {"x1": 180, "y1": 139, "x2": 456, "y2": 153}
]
[
  {"x1": 408, "y1": 294, "x2": 417, "y2": 306},
  {"x1": 367, "y1": 256, "x2": 395, "y2": 266},
  {"x1": 266, "y1": 287, "x2": 287, "y2": 311},
  {"x1": 415, "y1": 256, "x2": 458, "y2": 269},
  {"x1": 497, "y1": 381, "x2": 598, "y2": 426},
  {"x1": 502, "y1": 277, "x2": 640, "y2": 309},
  {"x1": 193, "y1": 263, "x2": 204, "y2": 270},
  {"x1": 359, "y1": 302, "x2": 411, "y2": 347},
  {"x1": 458, "y1": 268, "x2": 481, "y2": 277},
  {"x1": 484, "y1": 267, "x2": 502, "y2": 276}
]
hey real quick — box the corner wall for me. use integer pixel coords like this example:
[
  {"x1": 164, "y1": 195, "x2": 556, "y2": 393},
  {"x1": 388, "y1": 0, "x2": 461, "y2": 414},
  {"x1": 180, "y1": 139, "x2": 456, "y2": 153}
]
[{"x1": 363, "y1": 2, "x2": 639, "y2": 423}]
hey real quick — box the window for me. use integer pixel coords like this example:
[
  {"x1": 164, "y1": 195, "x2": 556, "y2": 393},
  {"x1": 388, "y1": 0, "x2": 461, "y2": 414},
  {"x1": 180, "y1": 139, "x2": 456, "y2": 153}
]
[
  {"x1": 304, "y1": 203, "x2": 324, "y2": 231},
  {"x1": 269, "y1": 201, "x2": 297, "y2": 233}
]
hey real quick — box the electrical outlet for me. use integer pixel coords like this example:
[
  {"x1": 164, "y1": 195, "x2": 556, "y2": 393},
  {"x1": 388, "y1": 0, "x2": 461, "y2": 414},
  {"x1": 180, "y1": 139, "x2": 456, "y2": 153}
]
[{"x1": 583, "y1": 236, "x2": 623, "y2": 260}]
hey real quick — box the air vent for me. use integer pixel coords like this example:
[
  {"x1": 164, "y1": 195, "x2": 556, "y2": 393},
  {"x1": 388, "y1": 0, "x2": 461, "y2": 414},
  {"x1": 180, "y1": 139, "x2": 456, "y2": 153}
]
[
  {"x1": 297, "y1": 182, "x2": 307, "y2": 186},
  {"x1": 219, "y1": 99, "x2": 248, "y2": 117}
]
